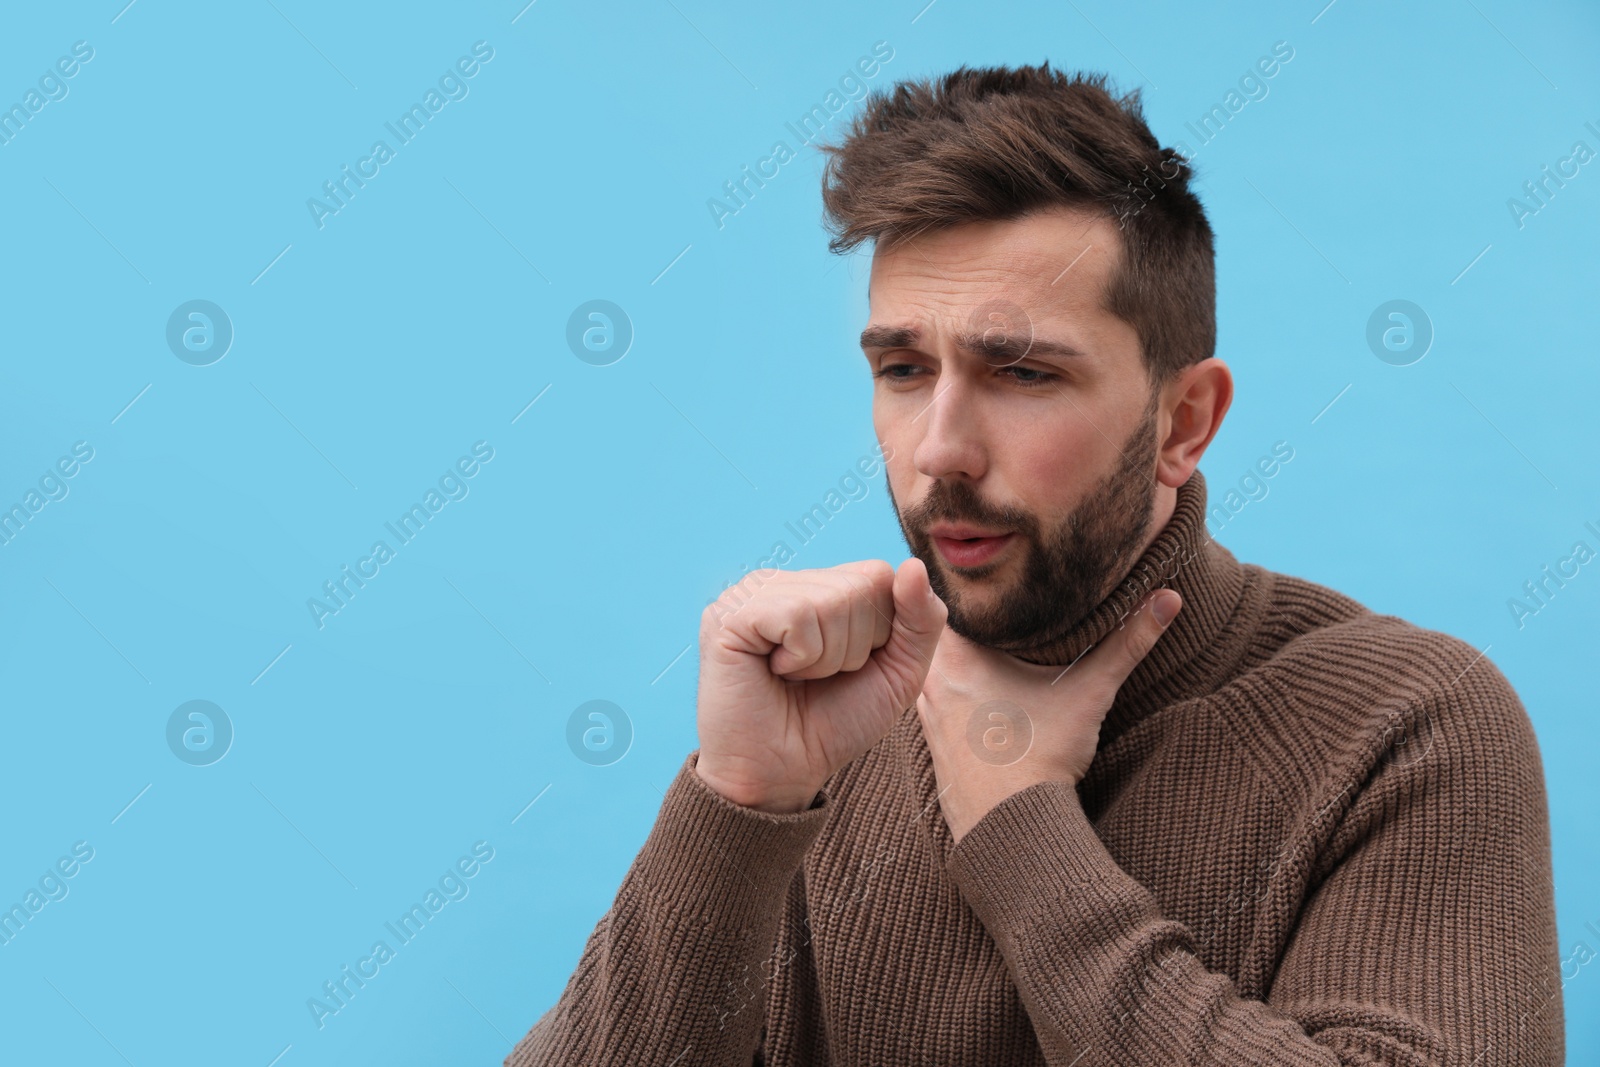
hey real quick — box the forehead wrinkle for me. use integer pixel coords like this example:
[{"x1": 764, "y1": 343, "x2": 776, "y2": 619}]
[{"x1": 865, "y1": 219, "x2": 1124, "y2": 352}]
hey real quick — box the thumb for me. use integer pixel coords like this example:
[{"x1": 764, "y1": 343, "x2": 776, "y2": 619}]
[
  {"x1": 1081, "y1": 588, "x2": 1181, "y2": 688},
  {"x1": 874, "y1": 556, "x2": 948, "y2": 703}
]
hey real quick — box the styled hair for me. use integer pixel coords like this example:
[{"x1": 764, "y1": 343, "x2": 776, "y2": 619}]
[{"x1": 817, "y1": 63, "x2": 1215, "y2": 389}]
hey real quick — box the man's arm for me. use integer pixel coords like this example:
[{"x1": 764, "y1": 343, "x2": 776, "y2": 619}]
[
  {"x1": 943, "y1": 663, "x2": 1563, "y2": 1065},
  {"x1": 503, "y1": 750, "x2": 831, "y2": 1067}
]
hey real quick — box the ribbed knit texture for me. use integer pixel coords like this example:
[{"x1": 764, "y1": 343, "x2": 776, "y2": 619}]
[{"x1": 506, "y1": 469, "x2": 1564, "y2": 1066}]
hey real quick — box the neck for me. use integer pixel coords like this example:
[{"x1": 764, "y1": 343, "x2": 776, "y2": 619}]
[{"x1": 999, "y1": 469, "x2": 1246, "y2": 725}]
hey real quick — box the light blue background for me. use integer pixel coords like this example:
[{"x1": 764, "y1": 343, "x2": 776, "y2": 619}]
[{"x1": 1, "y1": 1, "x2": 1596, "y2": 1063}]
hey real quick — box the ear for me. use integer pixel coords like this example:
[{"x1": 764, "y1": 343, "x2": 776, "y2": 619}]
[{"x1": 1155, "y1": 358, "x2": 1232, "y2": 490}]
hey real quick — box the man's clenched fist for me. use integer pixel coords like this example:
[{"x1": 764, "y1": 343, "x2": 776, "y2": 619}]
[{"x1": 695, "y1": 558, "x2": 948, "y2": 813}]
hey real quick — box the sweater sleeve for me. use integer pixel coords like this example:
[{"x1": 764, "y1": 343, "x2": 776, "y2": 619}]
[
  {"x1": 943, "y1": 668, "x2": 1564, "y2": 1066},
  {"x1": 504, "y1": 750, "x2": 832, "y2": 1067}
]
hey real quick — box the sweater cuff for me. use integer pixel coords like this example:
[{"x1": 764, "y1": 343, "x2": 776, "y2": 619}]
[
  {"x1": 636, "y1": 750, "x2": 833, "y2": 929},
  {"x1": 945, "y1": 779, "x2": 1159, "y2": 937}
]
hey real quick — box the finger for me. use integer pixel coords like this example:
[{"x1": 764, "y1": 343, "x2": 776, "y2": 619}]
[
  {"x1": 785, "y1": 591, "x2": 854, "y2": 680},
  {"x1": 764, "y1": 596, "x2": 826, "y2": 677},
  {"x1": 814, "y1": 589, "x2": 857, "y2": 679},
  {"x1": 1078, "y1": 589, "x2": 1181, "y2": 687},
  {"x1": 791, "y1": 569, "x2": 880, "y2": 677},
  {"x1": 872, "y1": 557, "x2": 949, "y2": 703},
  {"x1": 832, "y1": 563, "x2": 896, "y2": 664},
  {"x1": 839, "y1": 576, "x2": 881, "y2": 673},
  {"x1": 771, "y1": 574, "x2": 880, "y2": 680}
]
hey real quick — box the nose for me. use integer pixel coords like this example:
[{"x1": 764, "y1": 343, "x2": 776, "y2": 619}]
[{"x1": 913, "y1": 371, "x2": 989, "y2": 483}]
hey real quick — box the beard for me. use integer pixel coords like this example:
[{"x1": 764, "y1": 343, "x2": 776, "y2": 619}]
[{"x1": 887, "y1": 387, "x2": 1161, "y2": 663}]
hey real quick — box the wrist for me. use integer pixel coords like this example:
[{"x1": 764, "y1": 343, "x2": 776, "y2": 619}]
[{"x1": 694, "y1": 756, "x2": 819, "y2": 814}]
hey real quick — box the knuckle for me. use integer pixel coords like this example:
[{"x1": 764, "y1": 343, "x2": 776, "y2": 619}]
[
  {"x1": 860, "y1": 558, "x2": 895, "y2": 585},
  {"x1": 735, "y1": 566, "x2": 781, "y2": 597},
  {"x1": 810, "y1": 584, "x2": 854, "y2": 623},
  {"x1": 701, "y1": 598, "x2": 734, "y2": 634},
  {"x1": 838, "y1": 558, "x2": 894, "y2": 594},
  {"x1": 1125, "y1": 615, "x2": 1160, "y2": 664},
  {"x1": 713, "y1": 568, "x2": 787, "y2": 613}
]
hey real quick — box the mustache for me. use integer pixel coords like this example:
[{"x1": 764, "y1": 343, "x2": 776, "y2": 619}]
[{"x1": 904, "y1": 483, "x2": 1036, "y2": 538}]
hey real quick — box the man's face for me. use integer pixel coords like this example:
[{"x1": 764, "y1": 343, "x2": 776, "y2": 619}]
[{"x1": 864, "y1": 205, "x2": 1162, "y2": 656}]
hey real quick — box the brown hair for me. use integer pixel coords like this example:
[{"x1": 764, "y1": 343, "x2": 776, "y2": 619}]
[{"x1": 817, "y1": 63, "x2": 1214, "y2": 389}]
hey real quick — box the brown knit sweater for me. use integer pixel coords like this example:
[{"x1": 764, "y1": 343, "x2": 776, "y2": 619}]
[{"x1": 505, "y1": 469, "x2": 1564, "y2": 1066}]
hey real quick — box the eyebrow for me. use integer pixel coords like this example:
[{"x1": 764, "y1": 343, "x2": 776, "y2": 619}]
[{"x1": 858, "y1": 323, "x2": 1089, "y2": 365}]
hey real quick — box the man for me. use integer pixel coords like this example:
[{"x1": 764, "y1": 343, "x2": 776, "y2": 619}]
[{"x1": 506, "y1": 65, "x2": 1563, "y2": 1066}]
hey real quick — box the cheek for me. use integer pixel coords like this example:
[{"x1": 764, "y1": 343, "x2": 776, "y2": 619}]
[
  {"x1": 874, "y1": 408, "x2": 915, "y2": 478},
  {"x1": 1002, "y1": 411, "x2": 1107, "y2": 526},
  {"x1": 871, "y1": 404, "x2": 891, "y2": 446},
  {"x1": 878, "y1": 452, "x2": 905, "y2": 508},
  {"x1": 1010, "y1": 410, "x2": 1097, "y2": 486}
]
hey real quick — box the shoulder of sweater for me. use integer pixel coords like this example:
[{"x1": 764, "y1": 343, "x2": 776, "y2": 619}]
[{"x1": 1215, "y1": 566, "x2": 1539, "y2": 810}]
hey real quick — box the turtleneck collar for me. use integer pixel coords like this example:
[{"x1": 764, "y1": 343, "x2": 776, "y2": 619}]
[{"x1": 1016, "y1": 467, "x2": 1250, "y2": 733}]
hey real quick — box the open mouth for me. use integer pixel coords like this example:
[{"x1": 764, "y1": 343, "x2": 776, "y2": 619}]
[{"x1": 931, "y1": 532, "x2": 1016, "y2": 568}]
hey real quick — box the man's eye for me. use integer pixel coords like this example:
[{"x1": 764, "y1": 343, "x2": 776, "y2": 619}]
[
  {"x1": 1002, "y1": 366, "x2": 1059, "y2": 388},
  {"x1": 872, "y1": 364, "x2": 1060, "y2": 388}
]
